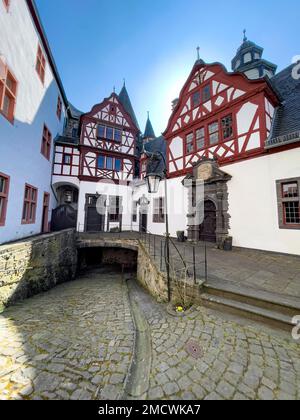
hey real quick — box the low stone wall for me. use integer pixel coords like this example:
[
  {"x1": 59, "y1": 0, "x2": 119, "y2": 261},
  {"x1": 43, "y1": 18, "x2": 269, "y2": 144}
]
[
  {"x1": 136, "y1": 242, "x2": 168, "y2": 302},
  {"x1": 0, "y1": 229, "x2": 77, "y2": 308}
]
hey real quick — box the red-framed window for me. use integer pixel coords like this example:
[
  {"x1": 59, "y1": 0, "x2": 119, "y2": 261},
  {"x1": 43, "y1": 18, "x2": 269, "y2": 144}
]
[
  {"x1": 202, "y1": 84, "x2": 211, "y2": 102},
  {"x1": 41, "y1": 125, "x2": 52, "y2": 160},
  {"x1": 22, "y1": 184, "x2": 38, "y2": 224},
  {"x1": 188, "y1": 113, "x2": 234, "y2": 150},
  {"x1": 196, "y1": 127, "x2": 205, "y2": 150},
  {"x1": 36, "y1": 44, "x2": 46, "y2": 84},
  {"x1": 97, "y1": 155, "x2": 122, "y2": 172},
  {"x1": 186, "y1": 132, "x2": 194, "y2": 154},
  {"x1": 97, "y1": 125, "x2": 122, "y2": 142},
  {"x1": 56, "y1": 96, "x2": 62, "y2": 120},
  {"x1": 0, "y1": 172, "x2": 10, "y2": 226},
  {"x1": 221, "y1": 114, "x2": 233, "y2": 140},
  {"x1": 208, "y1": 121, "x2": 219, "y2": 145},
  {"x1": 192, "y1": 91, "x2": 200, "y2": 107},
  {"x1": 0, "y1": 58, "x2": 17, "y2": 123},
  {"x1": 2, "y1": 0, "x2": 10, "y2": 11}
]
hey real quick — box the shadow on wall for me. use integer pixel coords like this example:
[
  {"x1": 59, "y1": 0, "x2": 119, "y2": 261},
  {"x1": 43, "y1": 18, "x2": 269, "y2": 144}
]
[{"x1": 0, "y1": 79, "x2": 65, "y2": 245}]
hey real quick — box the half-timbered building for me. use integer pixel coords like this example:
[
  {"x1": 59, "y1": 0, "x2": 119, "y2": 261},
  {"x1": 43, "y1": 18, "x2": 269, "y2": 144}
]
[
  {"x1": 52, "y1": 87, "x2": 140, "y2": 233},
  {"x1": 132, "y1": 36, "x2": 300, "y2": 255},
  {"x1": 1, "y1": 0, "x2": 299, "y2": 256}
]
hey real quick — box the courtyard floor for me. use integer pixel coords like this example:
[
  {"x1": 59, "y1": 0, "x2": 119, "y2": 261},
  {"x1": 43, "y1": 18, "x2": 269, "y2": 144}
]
[
  {"x1": 0, "y1": 268, "x2": 299, "y2": 400},
  {"x1": 79, "y1": 232, "x2": 300, "y2": 299}
]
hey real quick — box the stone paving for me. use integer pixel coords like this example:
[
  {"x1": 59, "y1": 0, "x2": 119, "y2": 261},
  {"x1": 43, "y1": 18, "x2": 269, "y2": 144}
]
[
  {"x1": 0, "y1": 267, "x2": 299, "y2": 400},
  {"x1": 129, "y1": 280, "x2": 300, "y2": 401},
  {"x1": 79, "y1": 232, "x2": 300, "y2": 298},
  {"x1": 0, "y1": 268, "x2": 134, "y2": 400},
  {"x1": 142, "y1": 234, "x2": 300, "y2": 298}
]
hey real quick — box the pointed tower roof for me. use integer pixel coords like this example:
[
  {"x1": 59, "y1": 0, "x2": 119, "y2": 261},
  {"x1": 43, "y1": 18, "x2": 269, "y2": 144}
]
[
  {"x1": 118, "y1": 82, "x2": 140, "y2": 130},
  {"x1": 144, "y1": 112, "x2": 156, "y2": 139}
]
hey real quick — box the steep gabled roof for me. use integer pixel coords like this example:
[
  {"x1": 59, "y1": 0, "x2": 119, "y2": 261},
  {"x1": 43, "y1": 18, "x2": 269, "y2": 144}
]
[
  {"x1": 118, "y1": 85, "x2": 140, "y2": 131},
  {"x1": 266, "y1": 64, "x2": 300, "y2": 148}
]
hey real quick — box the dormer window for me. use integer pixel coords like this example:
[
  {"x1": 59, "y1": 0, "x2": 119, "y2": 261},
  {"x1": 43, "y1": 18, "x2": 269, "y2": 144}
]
[{"x1": 243, "y1": 52, "x2": 252, "y2": 63}]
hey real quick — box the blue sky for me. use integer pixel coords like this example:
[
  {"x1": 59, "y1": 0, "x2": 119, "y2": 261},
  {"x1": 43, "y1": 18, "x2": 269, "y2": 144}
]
[{"x1": 36, "y1": 0, "x2": 299, "y2": 135}]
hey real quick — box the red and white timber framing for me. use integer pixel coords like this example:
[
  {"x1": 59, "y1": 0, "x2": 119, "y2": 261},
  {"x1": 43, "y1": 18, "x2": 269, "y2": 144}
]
[
  {"x1": 163, "y1": 62, "x2": 281, "y2": 178},
  {"x1": 79, "y1": 93, "x2": 138, "y2": 184}
]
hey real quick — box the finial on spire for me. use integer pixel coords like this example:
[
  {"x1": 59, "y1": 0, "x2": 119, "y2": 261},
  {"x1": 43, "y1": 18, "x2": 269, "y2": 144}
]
[
  {"x1": 147, "y1": 111, "x2": 150, "y2": 119},
  {"x1": 123, "y1": 78, "x2": 126, "y2": 87},
  {"x1": 113, "y1": 85, "x2": 116, "y2": 94},
  {"x1": 243, "y1": 29, "x2": 247, "y2": 42},
  {"x1": 196, "y1": 46, "x2": 200, "y2": 61}
]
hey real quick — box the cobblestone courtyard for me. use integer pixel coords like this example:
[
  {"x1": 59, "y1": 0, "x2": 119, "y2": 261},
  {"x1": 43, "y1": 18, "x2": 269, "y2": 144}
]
[{"x1": 0, "y1": 269, "x2": 299, "y2": 400}]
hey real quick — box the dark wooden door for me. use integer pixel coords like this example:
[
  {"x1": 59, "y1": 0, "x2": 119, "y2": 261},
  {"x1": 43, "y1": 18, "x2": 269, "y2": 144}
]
[
  {"x1": 199, "y1": 200, "x2": 216, "y2": 242},
  {"x1": 139, "y1": 212, "x2": 147, "y2": 233},
  {"x1": 85, "y1": 195, "x2": 104, "y2": 232},
  {"x1": 41, "y1": 193, "x2": 50, "y2": 233}
]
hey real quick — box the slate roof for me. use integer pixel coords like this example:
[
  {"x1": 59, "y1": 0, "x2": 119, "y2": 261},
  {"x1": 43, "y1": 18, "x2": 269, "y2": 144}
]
[
  {"x1": 54, "y1": 135, "x2": 79, "y2": 145},
  {"x1": 266, "y1": 64, "x2": 300, "y2": 148},
  {"x1": 118, "y1": 85, "x2": 140, "y2": 131},
  {"x1": 68, "y1": 102, "x2": 84, "y2": 119},
  {"x1": 144, "y1": 116, "x2": 156, "y2": 139},
  {"x1": 143, "y1": 135, "x2": 167, "y2": 176}
]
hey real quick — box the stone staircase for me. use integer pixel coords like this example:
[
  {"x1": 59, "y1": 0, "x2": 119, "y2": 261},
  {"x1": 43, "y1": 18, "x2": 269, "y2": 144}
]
[{"x1": 199, "y1": 278, "x2": 300, "y2": 331}]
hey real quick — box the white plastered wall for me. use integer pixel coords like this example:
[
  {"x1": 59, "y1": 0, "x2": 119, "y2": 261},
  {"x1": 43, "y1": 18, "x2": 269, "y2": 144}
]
[{"x1": 224, "y1": 148, "x2": 300, "y2": 255}]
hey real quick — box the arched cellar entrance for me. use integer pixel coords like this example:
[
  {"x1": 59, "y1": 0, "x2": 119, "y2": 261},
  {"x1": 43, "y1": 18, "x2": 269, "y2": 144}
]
[
  {"x1": 78, "y1": 246, "x2": 138, "y2": 273},
  {"x1": 199, "y1": 200, "x2": 217, "y2": 243}
]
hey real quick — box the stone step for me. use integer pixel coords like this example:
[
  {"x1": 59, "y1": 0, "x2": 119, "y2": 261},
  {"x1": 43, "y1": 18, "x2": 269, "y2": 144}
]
[
  {"x1": 200, "y1": 292, "x2": 295, "y2": 331},
  {"x1": 204, "y1": 278, "x2": 300, "y2": 318}
]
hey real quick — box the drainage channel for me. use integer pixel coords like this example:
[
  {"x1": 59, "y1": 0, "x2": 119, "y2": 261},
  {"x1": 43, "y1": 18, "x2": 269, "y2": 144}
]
[{"x1": 123, "y1": 277, "x2": 152, "y2": 400}]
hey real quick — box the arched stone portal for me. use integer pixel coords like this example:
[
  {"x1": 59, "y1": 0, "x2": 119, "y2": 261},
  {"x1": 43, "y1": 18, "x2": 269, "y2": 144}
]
[{"x1": 185, "y1": 158, "x2": 232, "y2": 247}]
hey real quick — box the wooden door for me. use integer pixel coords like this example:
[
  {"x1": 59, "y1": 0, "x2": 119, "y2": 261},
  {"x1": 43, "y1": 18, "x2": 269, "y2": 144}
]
[
  {"x1": 139, "y1": 212, "x2": 147, "y2": 233},
  {"x1": 199, "y1": 200, "x2": 216, "y2": 242},
  {"x1": 85, "y1": 195, "x2": 105, "y2": 232},
  {"x1": 41, "y1": 192, "x2": 50, "y2": 233}
]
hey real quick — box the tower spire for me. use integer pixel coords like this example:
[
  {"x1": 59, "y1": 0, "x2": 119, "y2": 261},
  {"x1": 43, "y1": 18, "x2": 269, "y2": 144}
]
[{"x1": 143, "y1": 111, "x2": 156, "y2": 142}]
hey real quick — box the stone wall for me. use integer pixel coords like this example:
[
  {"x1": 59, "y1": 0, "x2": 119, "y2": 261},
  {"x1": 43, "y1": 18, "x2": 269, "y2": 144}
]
[
  {"x1": 136, "y1": 243, "x2": 168, "y2": 303},
  {"x1": 0, "y1": 229, "x2": 77, "y2": 309}
]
